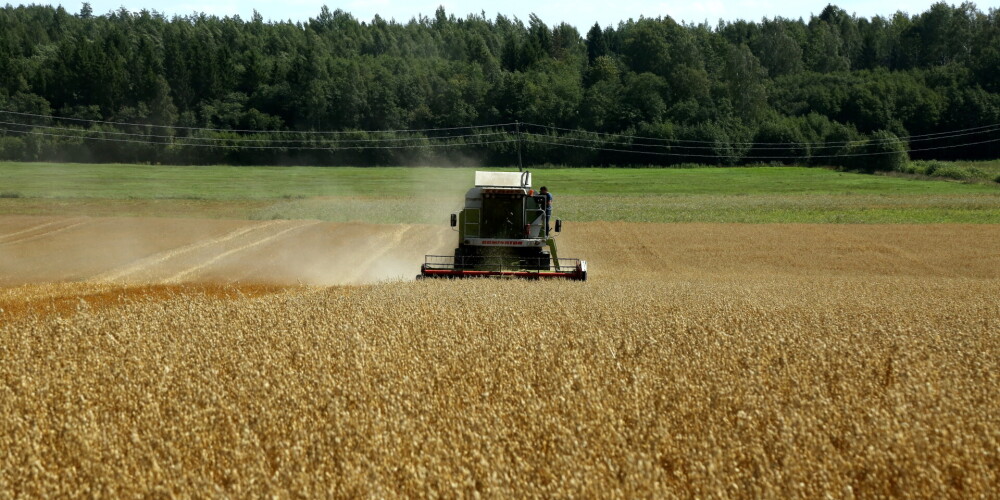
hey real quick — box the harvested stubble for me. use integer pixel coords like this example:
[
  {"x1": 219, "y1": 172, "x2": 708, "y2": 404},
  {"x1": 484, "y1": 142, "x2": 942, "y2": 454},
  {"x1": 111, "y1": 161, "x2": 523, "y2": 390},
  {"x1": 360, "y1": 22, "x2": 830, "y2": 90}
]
[{"x1": 1, "y1": 276, "x2": 998, "y2": 497}]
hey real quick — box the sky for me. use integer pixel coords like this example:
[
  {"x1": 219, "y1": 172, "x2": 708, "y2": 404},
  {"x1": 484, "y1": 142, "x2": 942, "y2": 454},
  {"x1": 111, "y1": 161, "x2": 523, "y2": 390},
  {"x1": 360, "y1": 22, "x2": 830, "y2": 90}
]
[{"x1": 43, "y1": 0, "x2": 955, "y2": 28}]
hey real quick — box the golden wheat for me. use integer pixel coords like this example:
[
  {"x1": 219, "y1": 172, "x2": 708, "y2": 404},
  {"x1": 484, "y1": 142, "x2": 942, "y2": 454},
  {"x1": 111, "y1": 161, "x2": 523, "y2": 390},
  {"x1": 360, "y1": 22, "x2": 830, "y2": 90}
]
[{"x1": 1, "y1": 275, "x2": 998, "y2": 497}]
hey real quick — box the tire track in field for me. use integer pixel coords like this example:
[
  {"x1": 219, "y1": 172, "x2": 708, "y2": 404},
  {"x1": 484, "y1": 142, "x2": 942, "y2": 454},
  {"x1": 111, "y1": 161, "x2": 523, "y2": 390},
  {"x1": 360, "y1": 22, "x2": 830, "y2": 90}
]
[
  {"x1": 164, "y1": 220, "x2": 321, "y2": 284},
  {"x1": 840, "y1": 230, "x2": 951, "y2": 277},
  {"x1": 344, "y1": 225, "x2": 416, "y2": 283},
  {"x1": 0, "y1": 219, "x2": 67, "y2": 243},
  {"x1": 0, "y1": 219, "x2": 90, "y2": 247},
  {"x1": 91, "y1": 221, "x2": 284, "y2": 283}
]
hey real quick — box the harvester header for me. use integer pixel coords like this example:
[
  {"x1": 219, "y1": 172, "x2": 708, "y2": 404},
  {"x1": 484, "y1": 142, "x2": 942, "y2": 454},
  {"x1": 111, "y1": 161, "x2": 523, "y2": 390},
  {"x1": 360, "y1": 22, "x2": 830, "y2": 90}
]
[{"x1": 419, "y1": 170, "x2": 587, "y2": 280}]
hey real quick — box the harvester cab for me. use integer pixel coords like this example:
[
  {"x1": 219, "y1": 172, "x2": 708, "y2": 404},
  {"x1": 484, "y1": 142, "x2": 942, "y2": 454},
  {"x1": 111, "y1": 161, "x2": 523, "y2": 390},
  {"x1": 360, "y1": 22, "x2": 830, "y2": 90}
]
[{"x1": 420, "y1": 171, "x2": 587, "y2": 280}]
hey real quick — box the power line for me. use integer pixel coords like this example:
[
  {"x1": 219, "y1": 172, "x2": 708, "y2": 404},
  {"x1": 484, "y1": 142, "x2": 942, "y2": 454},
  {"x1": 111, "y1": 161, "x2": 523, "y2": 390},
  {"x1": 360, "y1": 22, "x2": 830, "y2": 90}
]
[
  {"x1": 521, "y1": 125, "x2": 999, "y2": 151},
  {"x1": 4, "y1": 125, "x2": 995, "y2": 156},
  {"x1": 0, "y1": 127, "x2": 519, "y2": 150},
  {"x1": 0, "y1": 119, "x2": 511, "y2": 144},
  {"x1": 522, "y1": 121, "x2": 1000, "y2": 147},
  {"x1": 524, "y1": 135, "x2": 1000, "y2": 159},
  {"x1": 7, "y1": 115, "x2": 985, "y2": 151},
  {"x1": 0, "y1": 109, "x2": 517, "y2": 135},
  {"x1": 1, "y1": 112, "x2": 997, "y2": 158},
  {"x1": 4, "y1": 107, "x2": 997, "y2": 148}
]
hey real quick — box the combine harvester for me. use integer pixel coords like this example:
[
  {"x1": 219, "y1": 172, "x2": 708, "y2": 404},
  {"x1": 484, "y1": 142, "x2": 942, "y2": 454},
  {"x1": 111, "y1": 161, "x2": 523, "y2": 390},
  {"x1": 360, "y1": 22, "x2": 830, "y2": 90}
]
[{"x1": 419, "y1": 171, "x2": 587, "y2": 280}]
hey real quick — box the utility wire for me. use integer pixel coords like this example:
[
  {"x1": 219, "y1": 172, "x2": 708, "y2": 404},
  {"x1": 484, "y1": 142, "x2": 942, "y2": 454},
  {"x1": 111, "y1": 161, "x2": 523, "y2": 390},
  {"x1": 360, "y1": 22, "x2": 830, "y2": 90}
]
[
  {"x1": 524, "y1": 135, "x2": 1000, "y2": 159},
  {"x1": 1, "y1": 111, "x2": 997, "y2": 155},
  {"x1": 521, "y1": 125, "x2": 999, "y2": 151},
  {"x1": 0, "y1": 119, "x2": 510, "y2": 144},
  {"x1": 0, "y1": 109, "x2": 517, "y2": 135},
  {"x1": 4, "y1": 107, "x2": 998, "y2": 147},
  {"x1": 4, "y1": 124, "x2": 994, "y2": 156},
  {"x1": 0, "y1": 127, "x2": 519, "y2": 150},
  {"x1": 7, "y1": 114, "x2": 988, "y2": 151},
  {"x1": 522, "y1": 121, "x2": 1000, "y2": 147}
]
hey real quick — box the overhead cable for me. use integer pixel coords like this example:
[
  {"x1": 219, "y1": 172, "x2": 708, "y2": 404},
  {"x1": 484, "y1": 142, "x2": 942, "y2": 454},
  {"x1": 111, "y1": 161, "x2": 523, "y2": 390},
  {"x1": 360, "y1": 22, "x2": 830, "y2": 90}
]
[
  {"x1": 522, "y1": 121, "x2": 1000, "y2": 147},
  {"x1": 0, "y1": 120, "x2": 509, "y2": 144},
  {"x1": 0, "y1": 127, "x2": 518, "y2": 150},
  {"x1": 523, "y1": 135, "x2": 1000, "y2": 159},
  {"x1": 0, "y1": 109, "x2": 516, "y2": 135}
]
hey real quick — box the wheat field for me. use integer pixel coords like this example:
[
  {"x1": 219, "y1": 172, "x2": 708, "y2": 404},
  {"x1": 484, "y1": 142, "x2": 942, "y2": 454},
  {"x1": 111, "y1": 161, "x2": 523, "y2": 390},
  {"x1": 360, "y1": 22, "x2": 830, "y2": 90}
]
[{"x1": 1, "y1": 217, "x2": 999, "y2": 497}]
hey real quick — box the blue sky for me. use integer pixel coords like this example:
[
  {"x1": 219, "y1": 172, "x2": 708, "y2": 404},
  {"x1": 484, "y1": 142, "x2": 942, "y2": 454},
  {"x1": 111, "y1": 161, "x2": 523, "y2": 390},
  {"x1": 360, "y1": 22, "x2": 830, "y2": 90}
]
[{"x1": 49, "y1": 1, "x2": 952, "y2": 28}]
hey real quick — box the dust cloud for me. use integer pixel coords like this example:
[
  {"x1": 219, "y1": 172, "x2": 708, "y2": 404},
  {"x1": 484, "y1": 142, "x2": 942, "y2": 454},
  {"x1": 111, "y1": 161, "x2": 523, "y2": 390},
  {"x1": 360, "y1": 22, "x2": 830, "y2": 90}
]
[
  {"x1": 6, "y1": 215, "x2": 998, "y2": 287},
  {"x1": 0, "y1": 216, "x2": 456, "y2": 287}
]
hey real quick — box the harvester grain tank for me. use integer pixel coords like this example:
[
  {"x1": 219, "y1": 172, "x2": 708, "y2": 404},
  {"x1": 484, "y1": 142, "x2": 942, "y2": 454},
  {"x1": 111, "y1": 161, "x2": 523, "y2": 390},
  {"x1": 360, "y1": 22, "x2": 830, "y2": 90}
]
[{"x1": 419, "y1": 171, "x2": 587, "y2": 280}]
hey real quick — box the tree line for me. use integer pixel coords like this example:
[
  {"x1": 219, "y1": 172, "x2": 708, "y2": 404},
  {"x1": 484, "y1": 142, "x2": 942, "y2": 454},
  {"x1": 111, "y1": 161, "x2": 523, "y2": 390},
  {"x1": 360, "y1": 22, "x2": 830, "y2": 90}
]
[{"x1": 0, "y1": 2, "x2": 997, "y2": 167}]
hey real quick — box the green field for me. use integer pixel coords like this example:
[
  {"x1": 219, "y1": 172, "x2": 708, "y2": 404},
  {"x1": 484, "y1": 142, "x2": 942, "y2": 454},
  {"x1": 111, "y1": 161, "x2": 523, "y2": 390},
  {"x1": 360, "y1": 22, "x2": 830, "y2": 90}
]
[
  {"x1": 903, "y1": 159, "x2": 1000, "y2": 182},
  {"x1": 2, "y1": 162, "x2": 999, "y2": 223}
]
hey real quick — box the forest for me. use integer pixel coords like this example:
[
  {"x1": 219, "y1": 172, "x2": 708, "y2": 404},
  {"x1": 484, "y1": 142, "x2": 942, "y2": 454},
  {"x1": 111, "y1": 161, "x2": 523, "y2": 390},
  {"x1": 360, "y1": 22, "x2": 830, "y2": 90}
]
[{"x1": 0, "y1": 2, "x2": 998, "y2": 167}]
